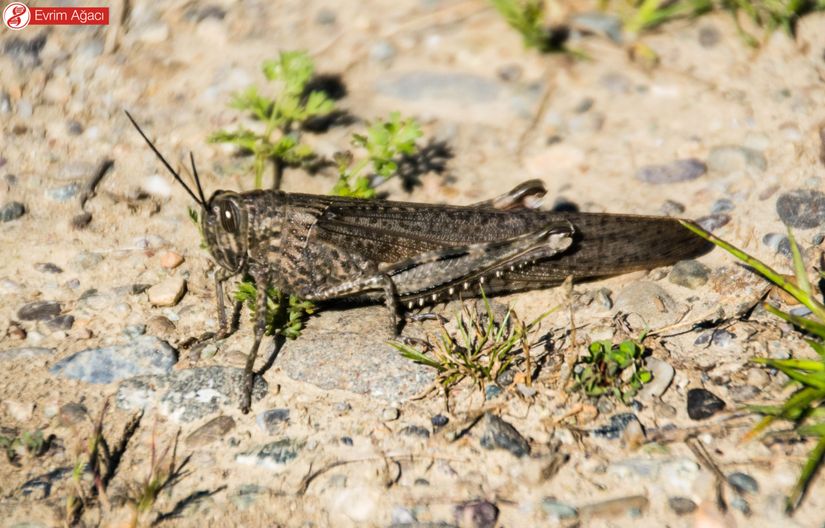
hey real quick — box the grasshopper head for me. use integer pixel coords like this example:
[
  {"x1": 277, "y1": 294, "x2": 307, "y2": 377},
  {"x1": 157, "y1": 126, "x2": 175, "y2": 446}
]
[{"x1": 203, "y1": 191, "x2": 248, "y2": 273}]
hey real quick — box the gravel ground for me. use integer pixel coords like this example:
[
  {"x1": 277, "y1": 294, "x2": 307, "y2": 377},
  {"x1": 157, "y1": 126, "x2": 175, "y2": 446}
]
[{"x1": 2, "y1": 1, "x2": 825, "y2": 526}]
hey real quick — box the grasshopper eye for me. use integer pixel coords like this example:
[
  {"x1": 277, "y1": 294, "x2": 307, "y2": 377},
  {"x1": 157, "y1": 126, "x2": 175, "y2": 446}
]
[{"x1": 219, "y1": 201, "x2": 241, "y2": 234}]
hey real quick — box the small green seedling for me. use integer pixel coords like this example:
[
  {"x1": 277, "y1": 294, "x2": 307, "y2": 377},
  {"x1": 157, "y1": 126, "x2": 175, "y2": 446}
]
[
  {"x1": 233, "y1": 279, "x2": 315, "y2": 339},
  {"x1": 682, "y1": 221, "x2": 825, "y2": 512},
  {"x1": 571, "y1": 336, "x2": 652, "y2": 404},
  {"x1": 331, "y1": 112, "x2": 422, "y2": 198},
  {"x1": 490, "y1": 0, "x2": 563, "y2": 52},
  {"x1": 0, "y1": 429, "x2": 49, "y2": 463},
  {"x1": 393, "y1": 293, "x2": 557, "y2": 395},
  {"x1": 209, "y1": 51, "x2": 335, "y2": 189}
]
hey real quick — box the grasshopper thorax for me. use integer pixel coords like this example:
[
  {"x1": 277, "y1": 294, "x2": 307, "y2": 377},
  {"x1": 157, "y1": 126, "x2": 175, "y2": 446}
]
[{"x1": 203, "y1": 191, "x2": 248, "y2": 273}]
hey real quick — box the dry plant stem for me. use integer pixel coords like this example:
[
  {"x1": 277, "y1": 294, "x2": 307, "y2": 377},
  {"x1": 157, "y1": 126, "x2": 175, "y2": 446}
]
[
  {"x1": 558, "y1": 276, "x2": 577, "y2": 397},
  {"x1": 687, "y1": 436, "x2": 729, "y2": 513},
  {"x1": 517, "y1": 60, "x2": 556, "y2": 158}
]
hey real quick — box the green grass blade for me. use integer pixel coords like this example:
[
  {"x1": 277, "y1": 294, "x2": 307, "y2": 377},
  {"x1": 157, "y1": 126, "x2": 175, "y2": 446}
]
[
  {"x1": 680, "y1": 221, "x2": 825, "y2": 321},
  {"x1": 751, "y1": 357, "x2": 825, "y2": 372},
  {"x1": 764, "y1": 304, "x2": 825, "y2": 340},
  {"x1": 798, "y1": 423, "x2": 825, "y2": 437},
  {"x1": 788, "y1": 229, "x2": 812, "y2": 297},
  {"x1": 805, "y1": 339, "x2": 825, "y2": 357},
  {"x1": 786, "y1": 435, "x2": 825, "y2": 512}
]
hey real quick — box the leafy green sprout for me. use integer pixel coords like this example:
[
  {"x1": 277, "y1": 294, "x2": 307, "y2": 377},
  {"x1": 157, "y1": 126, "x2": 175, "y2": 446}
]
[
  {"x1": 571, "y1": 336, "x2": 652, "y2": 404},
  {"x1": 489, "y1": 0, "x2": 565, "y2": 53},
  {"x1": 0, "y1": 429, "x2": 48, "y2": 463},
  {"x1": 209, "y1": 51, "x2": 335, "y2": 189},
  {"x1": 681, "y1": 221, "x2": 825, "y2": 513},
  {"x1": 233, "y1": 280, "x2": 316, "y2": 339},
  {"x1": 331, "y1": 112, "x2": 423, "y2": 198},
  {"x1": 604, "y1": 0, "x2": 825, "y2": 44},
  {"x1": 393, "y1": 293, "x2": 559, "y2": 394}
]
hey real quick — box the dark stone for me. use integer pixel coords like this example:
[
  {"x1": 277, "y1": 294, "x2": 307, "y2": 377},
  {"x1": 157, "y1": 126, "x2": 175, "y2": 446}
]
[
  {"x1": 256, "y1": 408, "x2": 290, "y2": 434},
  {"x1": 236, "y1": 439, "x2": 303, "y2": 470},
  {"x1": 35, "y1": 262, "x2": 63, "y2": 274},
  {"x1": 479, "y1": 413, "x2": 530, "y2": 457},
  {"x1": 711, "y1": 198, "x2": 735, "y2": 214},
  {"x1": 17, "y1": 300, "x2": 61, "y2": 321},
  {"x1": 4, "y1": 33, "x2": 47, "y2": 67},
  {"x1": 591, "y1": 413, "x2": 643, "y2": 439},
  {"x1": 340, "y1": 436, "x2": 353, "y2": 446},
  {"x1": 687, "y1": 388, "x2": 726, "y2": 420},
  {"x1": 696, "y1": 214, "x2": 730, "y2": 231},
  {"x1": 776, "y1": 189, "x2": 825, "y2": 229},
  {"x1": 727, "y1": 472, "x2": 759, "y2": 494},
  {"x1": 45, "y1": 315, "x2": 74, "y2": 331},
  {"x1": 635, "y1": 159, "x2": 706, "y2": 184},
  {"x1": 698, "y1": 26, "x2": 720, "y2": 47},
  {"x1": 660, "y1": 200, "x2": 685, "y2": 216},
  {"x1": 58, "y1": 402, "x2": 87, "y2": 427},
  {"x1": 400, "y1": 425, "x2": 431, "y2": 439},
  {"x1": 453, "y1": 500, "x2": 499, "y2": 528},
  {"x1": 668, "y1": 496, "x2": 697, "y2": 515},
  {"x1": 1, "y1": 201, "x2": 25, "y2": 222},
  {"x1": 431, "y1": 414, "x2": 449, "y2": 427}
]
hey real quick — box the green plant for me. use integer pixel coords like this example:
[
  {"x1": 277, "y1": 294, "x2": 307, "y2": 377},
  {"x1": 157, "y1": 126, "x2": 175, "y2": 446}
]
[
  {"x1": 126, "y1": 429, "x2": 185, "y2": 527},
  {"x1": 571, "y1": 336, "x2": 652, "y2": 404},
  {"x1": 392, "y1": 293, "x2": 557, "y2": 393},
  {"x1": 209, "y1": 51, "x2": 335, "y2": 189},
  {"x1": 331, "y1": 112, "x2": 422, "y2": 198},
  {"x1": 682, "y1": 221, "x2": 825, "y2": 512},
  {"x1": 606, "y1": 0, "x2": 825, "y2": 42},
  {"x1": 233, "y1": 279, "x2": 315, "y2": 339},
  {"x1": 490, "y1": 0, "x2": 562, "y2": 52},
  {"x1": 0, "y1": 429, "x2": 49, "y2": 463}
]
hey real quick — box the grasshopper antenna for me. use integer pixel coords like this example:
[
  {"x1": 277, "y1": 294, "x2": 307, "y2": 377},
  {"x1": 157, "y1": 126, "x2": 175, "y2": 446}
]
[
  {"x1": 189, "y1": 151, "x2": 208, "y2": 206},
  {"x1": 123, "y1": 110, "x2": 205, "y2": 207}
]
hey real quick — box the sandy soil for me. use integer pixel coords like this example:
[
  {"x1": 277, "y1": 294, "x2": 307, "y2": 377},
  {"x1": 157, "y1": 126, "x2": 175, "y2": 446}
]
[{"x1": 2, "y1": 1, "x2": 825, "y2": 526}]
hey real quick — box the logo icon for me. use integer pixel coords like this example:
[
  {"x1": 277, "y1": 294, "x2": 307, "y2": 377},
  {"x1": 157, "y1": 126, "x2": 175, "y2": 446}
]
[{"x1": 3, "y1": 2, "x2": 31, "y2": 30}]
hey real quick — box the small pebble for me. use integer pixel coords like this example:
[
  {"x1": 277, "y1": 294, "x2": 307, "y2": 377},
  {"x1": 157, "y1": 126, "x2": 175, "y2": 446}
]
[
  {"x1": 256, "y1": 408, "x2": 290, "y2": 434},
  {"x1": 696, "y1": 214, "x2": 730, "y2": 232},
  {"x1": 0, "y1": 201, "x2": 25, "y2": 222},
  {"x1": 185, "y1": 415, "x2": 236, "y2": 447},
  {"x1": 35, "y1": 262, "x2": 63, "y2": 274},
  {"x1": 17, "y1": 301, "x2": 62, "y2": 321},
  {"x1": 381, "y1": 407, "x2": 400, "y2": 421},
  {"x1": 45, "y1": 315, "x2": 74, "y2": 332},
  {"x1": 340, "y1": 436, "x2": 353, "y2": 446},
  {"x1": 46, "y1": 183, "x2": 80, "y2": 202},
  {"x1": 668, "y1": 496, "x2": 697, "y2": 515},
  {"x1": 707, "y1": 145, "x2": 767, "y2": 174},
  {"x1": 431, "y1": 414, "x2": 449, "y2": 427},
  {"x1": 541, "y1": 498, "x2": 578, "y2": 520},
  {"x1": 123, "y1": 324, "x2": 146, "y2": 338},
  {"x1": 763, "y1": 233, "x2": 791, "y2": 257},
  {"x1": 315, "y1": 7, "x2": 336, "y2": 25},
  {"x1": 479, "y1": 412, "x2": 530, "y2": 457},
  {"x1": 591, "y1": 413, "x2": 643, "y2": 440},
  {"x1": 638, "y1": 357, "x2": 675, "y2": 399},
  {"x1": 776, "y1": 189, "x2": 825, "y2": 229},
  {"x1": 710, "y1": 198, "x2": 734, "y2": 214},
  {"x1": 729, "y1": 385, "x2": 759, "y2": 402},
  {"x1": 334, "y1": 402, "x2": 352, "y2": 415},
  {"x1": 687, "y1": 388, "x2": 726, "y2": 420},
  {"x1": 369, "y1": 40, "x2": 396, "y2": 63},
  {"x1": 595, "y1": 287, "x2": 613, "y2": 309},
  {"x1": 146, "y1": 315, "x2": 176, "y2": 336},
  {"x1": 147, "y1": 277, "x2": 186, "y2": 306},
  {"x1": 400, "y1": 425, "x2": 430, "y2": 439},
  {"x1": 485, "y1": 384, "x2": 503, "y2": 400},
  {"x1": 789, "y1": 306, "x2": 812, "y2": 317},
  {"x1": 668, "y1": 260, "x2": 710, "y2": 289},
  {"x1": 727, "y1": 472, "x2": 759, "y2": 494},
  {"x1": 454, "y1": 500, "x2": 499, "y2": 528},
  {"x1": 58, "y1": 402, "x2": 88, "y2": 427},
  {"x1": 635, "y1": 159, "x2": 706, "y2": 184},
  {"x1": 235, "y1": 439, "x2": 302, "y2": 471},
  {"x1": 698, "y1": 25, "x2": 720, "y2": 47},
  {"x1": 160, "y1": 251, "x2": 185, "y2": 269},
  {"x1": 660, "y1": 199, "x2": 685, "y2": 216}
]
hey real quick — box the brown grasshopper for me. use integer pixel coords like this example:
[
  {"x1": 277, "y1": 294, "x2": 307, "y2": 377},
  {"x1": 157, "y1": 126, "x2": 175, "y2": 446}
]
[{"x1": 125, "y1": 111, "x2": 711, "y2": 413}]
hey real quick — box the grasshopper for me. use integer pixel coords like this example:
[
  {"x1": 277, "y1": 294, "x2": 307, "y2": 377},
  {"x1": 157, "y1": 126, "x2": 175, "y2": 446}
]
[{"x1": 125, "y1": 111, "x2": 711, "y2": 413}]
